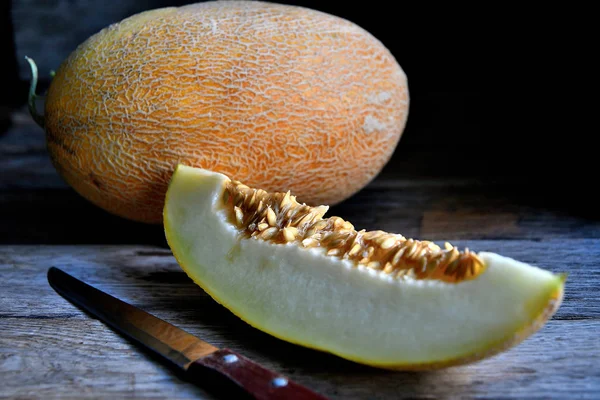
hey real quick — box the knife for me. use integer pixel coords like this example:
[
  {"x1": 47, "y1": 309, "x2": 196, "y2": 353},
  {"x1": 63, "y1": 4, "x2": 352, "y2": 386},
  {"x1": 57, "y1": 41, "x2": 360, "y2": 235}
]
[{"x1": 47, "y1": 267, "x2": 328, "y2": 400}]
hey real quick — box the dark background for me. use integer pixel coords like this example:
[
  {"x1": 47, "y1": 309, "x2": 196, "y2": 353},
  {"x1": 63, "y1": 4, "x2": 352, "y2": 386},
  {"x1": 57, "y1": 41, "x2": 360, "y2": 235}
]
[{"x1": 0, "y1": 1, "x2": 588, "y2": 219}]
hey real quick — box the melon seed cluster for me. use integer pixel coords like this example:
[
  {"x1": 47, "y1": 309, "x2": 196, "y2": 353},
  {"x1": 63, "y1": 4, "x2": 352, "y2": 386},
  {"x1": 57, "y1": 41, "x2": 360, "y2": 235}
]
[{"x1": 223, "y1": 180, "x2": 485, "y2": 282}]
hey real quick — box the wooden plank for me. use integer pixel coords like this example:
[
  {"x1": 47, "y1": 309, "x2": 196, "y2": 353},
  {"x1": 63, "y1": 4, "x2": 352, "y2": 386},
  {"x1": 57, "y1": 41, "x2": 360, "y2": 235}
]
[
  {"x1": 2, "y1": 185, "x2": 600, "y2": 245},
  {"x1": 0, "y1": 110, "x2": 489, "y2": 190},
  {"x1": 2, "y1": 111, "x2": 599, "y2": 243},
  {"x1": 0, "y1": 242, "x2": 598, "y2": 399},
  {"x1": 0, "y1": 189, "x2": 168, "y2": 246},
  {"x1": 0, "y1": 111, "x2": 565, "y2": 188},
  {"x1": 421, "y1": 211, "x2": 520, "y2": 239}
]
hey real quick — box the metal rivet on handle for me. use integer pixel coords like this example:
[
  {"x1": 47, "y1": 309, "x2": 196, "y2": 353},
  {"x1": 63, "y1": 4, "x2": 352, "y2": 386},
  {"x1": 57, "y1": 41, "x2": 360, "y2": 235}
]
[
  {"x1": 223, "y1": 354, "x2": 239, "y2": 363},
  {"x1": 271, "y1": 377, "x2": 288, "y2": 387}
]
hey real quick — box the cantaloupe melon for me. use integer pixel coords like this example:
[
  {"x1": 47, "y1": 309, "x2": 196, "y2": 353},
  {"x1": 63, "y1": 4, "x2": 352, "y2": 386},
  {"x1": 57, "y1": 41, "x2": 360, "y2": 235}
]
[
  {"x1": 163, "y1": 164, "x2": 565, "y2": 370},
  {"x1": 27, "y1": 0, "x2": 409, "y2": 223}
]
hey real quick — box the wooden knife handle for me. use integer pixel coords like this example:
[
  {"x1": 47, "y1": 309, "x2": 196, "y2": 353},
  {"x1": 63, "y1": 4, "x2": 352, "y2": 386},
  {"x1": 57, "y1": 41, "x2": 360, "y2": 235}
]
[{"x1": 186, "y1": 348, "x2": 329, "y2": 400}]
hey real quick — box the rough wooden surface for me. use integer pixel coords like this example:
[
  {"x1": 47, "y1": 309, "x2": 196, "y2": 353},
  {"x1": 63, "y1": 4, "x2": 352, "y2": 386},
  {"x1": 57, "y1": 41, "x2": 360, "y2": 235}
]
[
  {"x1": 1, "y1": 111, "x2": 599, "y2": 398},
  {"x1": 1, "y1": 111, "x2": 599, "y2": 245},
  {"x1": 0, "y1": 242, "x2": 598, "y2": 400}
]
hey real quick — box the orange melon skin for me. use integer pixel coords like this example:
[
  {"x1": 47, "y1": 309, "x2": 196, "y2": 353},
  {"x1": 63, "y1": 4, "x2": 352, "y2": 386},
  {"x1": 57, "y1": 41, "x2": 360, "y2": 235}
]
[{"x1": 44, "y1": 0, "x2": 409, "y2": 224}]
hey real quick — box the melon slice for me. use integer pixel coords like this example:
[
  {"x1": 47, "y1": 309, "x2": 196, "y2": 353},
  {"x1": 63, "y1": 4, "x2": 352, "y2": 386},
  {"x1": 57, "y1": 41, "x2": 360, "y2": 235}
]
[{"x1": 163, "y1": 164, "x2": 565, "y2": 370}]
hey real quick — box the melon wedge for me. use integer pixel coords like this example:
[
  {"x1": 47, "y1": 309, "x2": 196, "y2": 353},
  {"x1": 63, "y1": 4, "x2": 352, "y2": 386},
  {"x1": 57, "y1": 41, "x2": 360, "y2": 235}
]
[{"x1": 163, "y1": 164, "x2": 565, "y2": 370}]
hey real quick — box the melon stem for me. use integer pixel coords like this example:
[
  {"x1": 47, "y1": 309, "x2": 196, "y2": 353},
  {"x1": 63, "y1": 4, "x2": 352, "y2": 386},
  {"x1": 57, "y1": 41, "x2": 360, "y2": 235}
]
[{"x1": 24, "y1": 56, "x2": 46, "y2": 130}]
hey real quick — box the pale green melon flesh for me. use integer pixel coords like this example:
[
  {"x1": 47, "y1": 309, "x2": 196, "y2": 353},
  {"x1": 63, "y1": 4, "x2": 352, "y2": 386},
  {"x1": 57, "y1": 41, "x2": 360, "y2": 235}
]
[{"x1": 164, "y1": 165, "x2": 564, "y2": 368}]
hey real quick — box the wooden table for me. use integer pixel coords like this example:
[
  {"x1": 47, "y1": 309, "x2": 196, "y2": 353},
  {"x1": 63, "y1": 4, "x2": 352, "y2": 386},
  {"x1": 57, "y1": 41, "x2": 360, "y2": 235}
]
[{"x1": 1, "y1": 110, "x2": 599, "y2": 399}]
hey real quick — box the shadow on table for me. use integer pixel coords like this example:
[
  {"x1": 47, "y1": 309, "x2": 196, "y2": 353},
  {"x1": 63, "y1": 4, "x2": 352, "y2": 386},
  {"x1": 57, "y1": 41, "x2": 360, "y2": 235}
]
[{"x1": 83, "y1": 262, "x2": 474, "y2": 399}]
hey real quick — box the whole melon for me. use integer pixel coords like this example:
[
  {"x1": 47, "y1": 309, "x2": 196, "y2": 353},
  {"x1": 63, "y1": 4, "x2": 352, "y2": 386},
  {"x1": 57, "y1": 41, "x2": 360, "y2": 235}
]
[{"x1": 38, "y1": 0, "x2": 409, "y2": 223}]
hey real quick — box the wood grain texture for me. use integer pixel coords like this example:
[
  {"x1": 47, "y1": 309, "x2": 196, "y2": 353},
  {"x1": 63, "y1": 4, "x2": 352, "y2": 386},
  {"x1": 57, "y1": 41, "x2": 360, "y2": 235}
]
[
  {"x1": 1, "y1": 108, "x2": 599, "y2": 398},
  {"x1": 1, "y1": 243, "x2": 598, "y2": 399},
  {"x1": 2, "y1": 112, "x2": 600, "y2": 245}
]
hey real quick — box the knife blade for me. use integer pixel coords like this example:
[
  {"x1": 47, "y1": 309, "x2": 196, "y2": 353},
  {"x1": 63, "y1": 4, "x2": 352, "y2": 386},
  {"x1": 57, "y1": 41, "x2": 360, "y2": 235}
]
[{"x1": 47, "y1": 267, "x2": 328, "y2": 400}]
